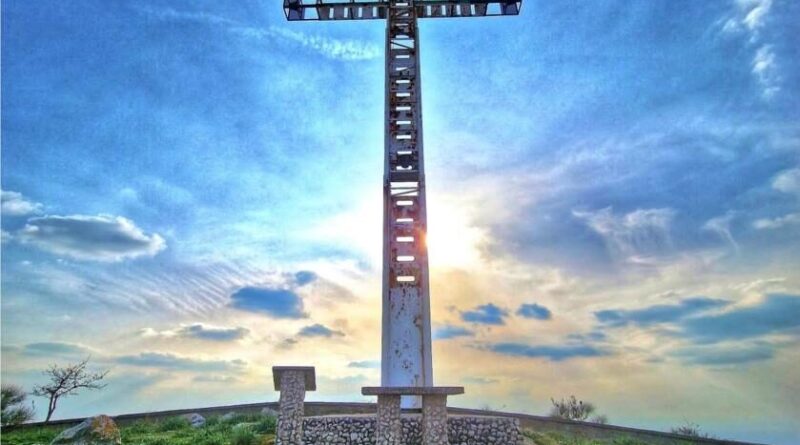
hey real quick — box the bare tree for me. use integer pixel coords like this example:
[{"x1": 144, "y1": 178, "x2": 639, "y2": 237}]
[
  {"x1": 1, "y1": 384, "x2": 35, "y2": 426},
  {"x1": 31, "y1": 357, "x2": 109, "y2": 423}
]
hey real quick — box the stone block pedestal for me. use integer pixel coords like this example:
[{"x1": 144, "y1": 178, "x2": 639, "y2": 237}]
[
  {"x1": 273, "y1": 366, "x2": 316, "y2": 445},
  {"x1": 362, "y1": 386, "x2": 464, "y2": 445}
]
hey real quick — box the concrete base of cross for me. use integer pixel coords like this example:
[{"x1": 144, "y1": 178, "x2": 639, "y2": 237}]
[
  {"x1": 362, "y1": 386, "x2": 464, "y2": 445},
  {"x1": 273, "y1": 366, "x2": 316, "y2": 445}
]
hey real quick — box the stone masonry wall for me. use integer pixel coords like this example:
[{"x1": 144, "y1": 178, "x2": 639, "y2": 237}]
[{"x1": 302, "y1": 415, "x2": 522, "y2": 445}]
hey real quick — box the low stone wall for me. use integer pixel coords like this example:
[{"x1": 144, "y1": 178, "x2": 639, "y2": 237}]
[{"x1": 302, "y1": 414, "x2": 522, "y2": 445}]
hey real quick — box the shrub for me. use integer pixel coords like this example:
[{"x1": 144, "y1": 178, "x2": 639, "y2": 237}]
[
  {"x1": 1, "y1": 384, "x2": 35, "y2": 426},
  {"x1": 671, "y1": 421, "x2": 715, "y2": 439},
  {"x1": 549, "y1": 395, "x2": 608, "y2": 423},
  {"x1": 231, "y1": 427, "x2": 257, "y2": 445},
  {"x1": 157, "y1": 415, "x2": 191, "y2": 432},
  {"x1": 253, "y1": 415, "x2": 276, "y2": 435}
]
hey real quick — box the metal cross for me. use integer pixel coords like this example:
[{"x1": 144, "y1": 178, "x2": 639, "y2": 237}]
[{"x1": 283, "y1": 0, "x2": 522, "y2": 408}]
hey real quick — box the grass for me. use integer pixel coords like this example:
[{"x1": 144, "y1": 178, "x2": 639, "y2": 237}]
[
  {"x1": 522, "y1": 430, "x2": 700, "y2": 445},
  {"x1": 0, "y1": 412, "x2": 276, "y2": 445}
]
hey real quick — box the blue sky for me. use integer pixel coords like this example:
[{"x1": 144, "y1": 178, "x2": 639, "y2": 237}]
[{"x1": 2, "y1": 1, "x2": 799, "y2": 444}]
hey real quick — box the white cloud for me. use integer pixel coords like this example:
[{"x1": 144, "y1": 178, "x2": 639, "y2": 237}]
[
  {"x1": 17, "y1": 214, "x2": 166, "y2": 262},
  {"x1": 1, "y1": 190, "x2": 43, "y2": 216},
  {"x1": 721, "y1": 0, "x2": 780, "y2": 99},
  {"x1": 572, "y1": 207, "x2": 675, "y2": 262},
  {"x1": 723, "y1": 0, "x2": 772, "y2": 36},
  {"x1": 138, "y1": 6, "x2": 380, "y2": 61},
  {"x1": 140, "y1": 323, "x2": 250, "y2": 341},
  {"x1": 752, "y1": 45, "x2": 780, "y2": 99},
  {"x1": 753, "y1": 213, "x2": 800, "y2": 230},
  {"x1": 771, "y1": 168, "x2": 800, "y2": 196},
  {"x1": 263, "y1": 26, "x2": 380, "y2": 61},
  {"x1": 702, "y1": 211, "x2": 739, "y2": 252}
]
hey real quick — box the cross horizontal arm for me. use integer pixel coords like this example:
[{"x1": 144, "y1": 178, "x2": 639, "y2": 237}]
[{"x1": 283, "y1": 0, "x2": 522, "y2": 21}]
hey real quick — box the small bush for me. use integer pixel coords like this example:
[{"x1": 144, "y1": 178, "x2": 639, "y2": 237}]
[
  {"x1": 671, "y1": 421, "x2": 715, "y2": 439},
  {"x1": 157, "y1": 415, "x2": 191, "y2": 431},
  {"x1": 231, "y1": 427, "x2": 257, "y2": 445},
  {"x1": 1, "y1": 384, "x2": 35, "y2": 426},
  {"x1": 549, "y1": 395, "x2": 607, "y2": 422},
  {"x1": 253, "y1": 415, "x2": 277, "y2": 435}
]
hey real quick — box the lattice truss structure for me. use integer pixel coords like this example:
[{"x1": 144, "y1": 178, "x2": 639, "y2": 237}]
[{"x1": 283, "y1": 0, "x2": 522, "y2": 407}]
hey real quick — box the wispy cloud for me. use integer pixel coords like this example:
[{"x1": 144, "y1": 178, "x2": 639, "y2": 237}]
[
  {"x1": 752, "y1": 45, "x2": 780, "y2": 99},
  {"x1": 680, "y1": 294, "x2": 800, "y2": 344},
  {"x1": 753, "y1": 213, "x2": 800, "y2": 230},
  {"x1": 116, "y1": 352, "x2": 247, "y2": 372},
  {"x1": 138, "y1": 6, "x2": 380, "y2": 61},
  {"x1": 489, "y1": 343, "x2": 608, "y2": 361},
  {"x1": 17, "y1": 215, "x2": 166, "y2": 262},
  {"x1": 140, "y1": 323, "x2": 249, "y2": 342},
  {"x1": 347, "y1": 360, "x2": 380, "y2": 369},
  {"x1": 595, "y1": 297, "x2": 730, "y2": 328},
  {"x1": 22, "y1": 342, "x2": 92, "y2": 357},
  {"x1": 573, "y1": 207, "x2": 675, "y2": 262},
  {"x1": 672, "y1": 343, "x2": 775, "y2": 366},
  {"x1": 702, "y1": 211, "x2": 739, "y2": 252}
]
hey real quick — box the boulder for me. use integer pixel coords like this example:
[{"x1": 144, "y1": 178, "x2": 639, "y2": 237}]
[
  {"x1": 181, "y1": 413, "x2": 206, "y2": 428},
  {"x1": 50, "y1": 415, "x2": 121, "y2": 445},
  {"x1": 220, "y1": 411, "x2": 237, "y2": 421}
]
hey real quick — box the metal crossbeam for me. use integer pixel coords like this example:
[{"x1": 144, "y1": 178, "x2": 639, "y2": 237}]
[
  {"x1": 284, "y1": 0, "x2": 522, "y2": 21},
  {"x1": 283, "y1": 0, "x2": 521, "y2": 409}
]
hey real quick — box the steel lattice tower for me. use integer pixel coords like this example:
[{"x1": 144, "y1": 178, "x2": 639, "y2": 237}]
[{"x1": 284, "y1": 0, "x2": 522, "y2": 407}]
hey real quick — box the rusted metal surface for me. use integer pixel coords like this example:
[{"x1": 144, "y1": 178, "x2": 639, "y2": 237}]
[{"x1": 283, "y1": 1, "x2": 522, "y2": 21}]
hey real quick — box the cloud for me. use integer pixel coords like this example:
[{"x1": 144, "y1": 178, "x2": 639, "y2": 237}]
[
  {"x1": 433, "y1": 325, "x2": 475, "y2": 340},
  {"x1": 721, "y1": 0, "x2": 772, "y2": 35},
  {"x1": 228, "y1": 287, "x2": 306, "y2": 318},
  {"x1": 772, "y1": 168, "x2": 800, "y2": 196},
  {"x1": 142, "y1": 324, "x2": 249, "y2": 341},
  {"x1": 752, "y1": 45, "x2": 780, "y2": 99},
  {"x1": 567, "y1": 331, "x2": 607, "y2": 342},
  {"x1": 17, "y1": 215, "x2": 166, "y2": 261},
  {"x1": 22, "y1": 342, "x2": 91, "y2": 357},
  {"x1": 753, "y1": 213, "x2": 800, "y2": 230},
  {"x1": 517, "y1": 303, "x2": 552, "y2": 320},
  {"x1": 702, "y1": 211, "x2": 739, "y2": 251},
  {"x1": 264, "y1": 26, "x2": 381, "y2": 61},
  {"x1": 138, "y1": 7, "x2": 380, "y2": 61},
  {"x1": 347, "y1": 360, "x2": 380, "y2": 369},
  {"x1": 294, "y1": 270, "x2": 317, "y2": 286},
  {"x1": 116, "y1": 352, "x2": 246, "y2": 372},
  {"x1": 680, "y1": 294, "x2": 800, "y2": 343},
  {"x1": 489, "y1": 343, "x2": 608, "y2": 361},
  {"x1": 595, "y1": 297, "x2": 730, "y2": 328},
  {"x1": 192, "y1": 375, "x2": 239, "y2": 383},
  {"x1": 572, "y1": 207, "x2": 675, "y2": 262},
  {"x1": 672, "y1": 344, "x2": 775, "y2": 366},
  {"x1": 297, "y1": 323, "x2": 344, "y2": 338},
  {"x1": 461, "y1": 304, "x2": 508, "y2": 325},
  {"x1": 1, "y1": 190, "x2": 42, "y2": 216}
]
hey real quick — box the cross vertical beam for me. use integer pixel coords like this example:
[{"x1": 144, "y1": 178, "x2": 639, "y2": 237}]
[
  {"x1": 282, "y1": 0, "x2": 522, "y2": 411},
  {"x1": 381, "y1": 0, "x2": 432, "y2": 408}
]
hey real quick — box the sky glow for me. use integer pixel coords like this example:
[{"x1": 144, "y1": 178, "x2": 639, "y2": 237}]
[{"x1": 2, "y1": 1, "x2": 799, "y2": 444}]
